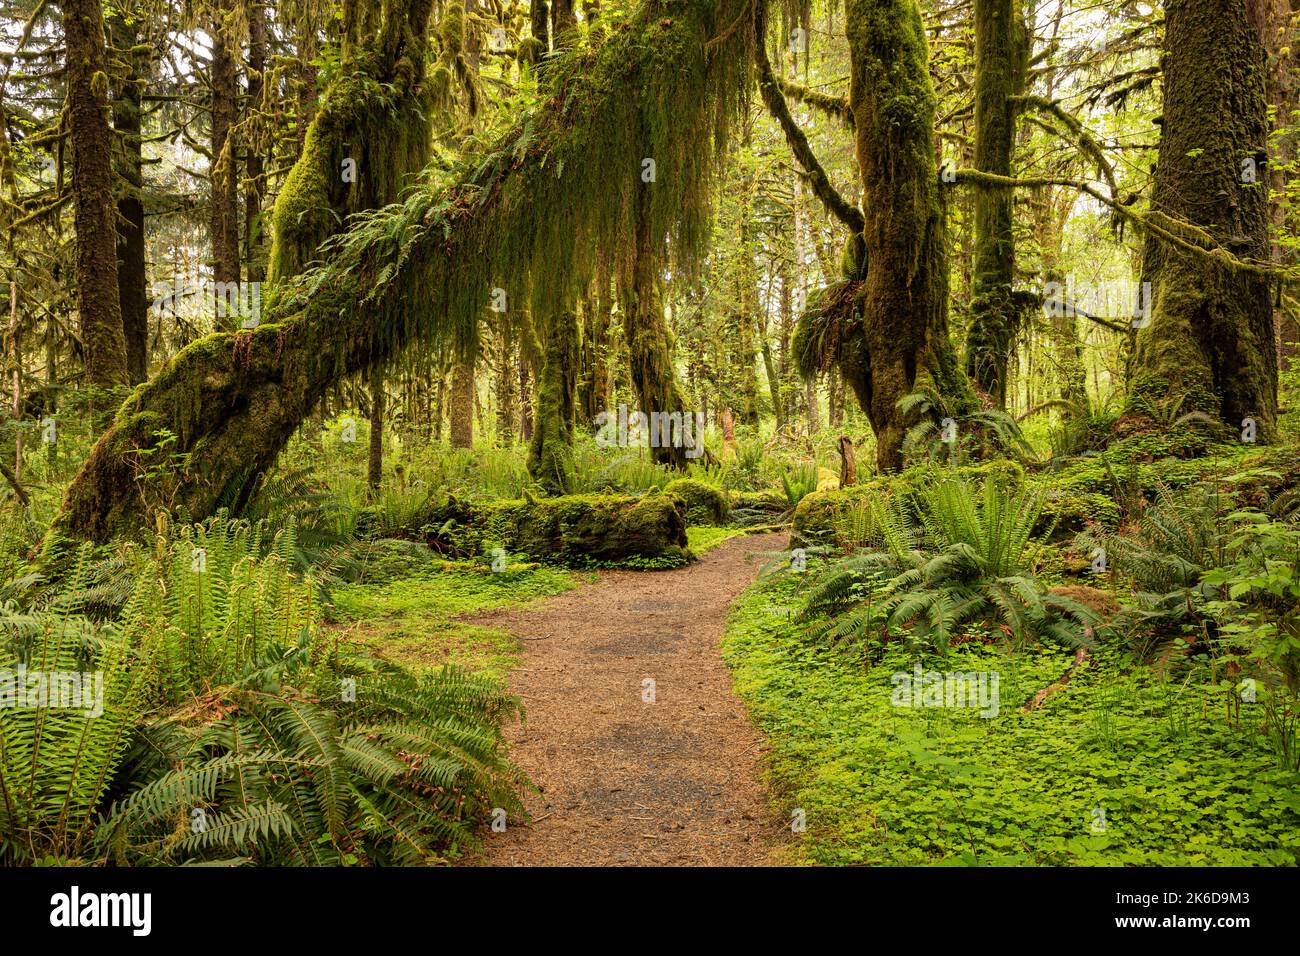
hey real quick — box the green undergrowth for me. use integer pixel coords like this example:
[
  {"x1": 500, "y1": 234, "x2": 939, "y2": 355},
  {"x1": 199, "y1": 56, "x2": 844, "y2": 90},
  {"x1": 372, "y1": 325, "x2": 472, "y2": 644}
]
[
  {"x1": 328, "y1": 552, "x2": 582, "y2": 680},
  {"x1": 686, "y1": 525, "x2": 746, "y2": 555},
  {"x1": 722, "y1": 564, "x2": 1300, "y2": 866}
]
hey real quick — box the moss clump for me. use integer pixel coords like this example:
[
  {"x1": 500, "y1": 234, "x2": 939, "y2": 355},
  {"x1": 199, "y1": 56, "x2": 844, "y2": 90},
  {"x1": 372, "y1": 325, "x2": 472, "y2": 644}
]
[
  {"x1": 663, "y1": 478, "x2": 729, "y2": 525},
  {"x1": 791, "y1": 481, "x2": 890, "y2": 547},
  {"x1": 1038, "y1": 491, "x2": 1121, "y2": 537},
  {"x1": 416, "y1": 492, "x2": 690, "y2": 567}
]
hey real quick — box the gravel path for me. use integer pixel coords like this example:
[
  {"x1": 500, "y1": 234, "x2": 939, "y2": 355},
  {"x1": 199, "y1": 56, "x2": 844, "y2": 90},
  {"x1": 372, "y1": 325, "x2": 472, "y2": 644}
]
[{"x1": 467, "y1": 532, "x2": 788, "y2": 866}]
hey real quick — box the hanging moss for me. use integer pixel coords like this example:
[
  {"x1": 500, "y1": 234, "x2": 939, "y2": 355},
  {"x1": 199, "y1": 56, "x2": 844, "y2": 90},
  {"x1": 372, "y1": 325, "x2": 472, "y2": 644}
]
[
  {"x1": 619, "y1": 207, "x2": 694, "y2": 466},
  {"x1": 55, "y1": 0, "x2": 757, "y2": 542},
  {"x1": 527, "y1": 310, "x2": 580, "y2": 494},
  {"x1": 267, "y1": 16, "x2": 435, "y2": 287}
]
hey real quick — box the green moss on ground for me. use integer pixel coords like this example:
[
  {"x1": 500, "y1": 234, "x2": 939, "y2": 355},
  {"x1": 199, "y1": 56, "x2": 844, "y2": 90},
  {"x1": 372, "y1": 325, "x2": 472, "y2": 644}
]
[
  {"x1": 686, "y1": 525, "x2": 745, "y2": 555},
  {"x1": 722, "y1": 566, "x2": 1300, "y2": 866},
  {"x1": 328, "y1": 560, "x2": 582, "y2": 681}
]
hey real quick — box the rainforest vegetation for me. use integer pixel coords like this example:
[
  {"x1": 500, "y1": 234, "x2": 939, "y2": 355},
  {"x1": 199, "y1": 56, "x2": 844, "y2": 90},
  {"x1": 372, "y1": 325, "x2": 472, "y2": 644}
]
[{"x1": 0, "y1": 0, "x2": 1297, "y2": 868}]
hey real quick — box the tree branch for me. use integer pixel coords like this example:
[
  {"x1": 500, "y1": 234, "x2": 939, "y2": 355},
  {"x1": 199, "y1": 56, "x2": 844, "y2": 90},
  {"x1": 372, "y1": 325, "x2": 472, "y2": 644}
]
[{"x1": 754, "y1": 5, "x2": 863, "y2": 234}]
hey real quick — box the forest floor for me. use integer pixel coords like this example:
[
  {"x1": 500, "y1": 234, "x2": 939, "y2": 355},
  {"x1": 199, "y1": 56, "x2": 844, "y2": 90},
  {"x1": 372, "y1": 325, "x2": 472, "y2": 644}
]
[{"x1": 464, "y1": 531, "x2": 789, "y2": 866}]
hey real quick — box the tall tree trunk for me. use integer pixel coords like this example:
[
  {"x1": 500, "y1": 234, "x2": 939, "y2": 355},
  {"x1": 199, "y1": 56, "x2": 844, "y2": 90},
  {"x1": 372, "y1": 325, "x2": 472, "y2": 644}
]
[
  {"x1": 210, "y1": 0, "x2": 241, "y2": 303},
  {"x1": 449, "y1": 360, "x2": 474, "y2": 448},
  {"x1": 761, "y1": 333, "x2": 783, "y2": 431},
  {"x1": 528, "y1": 0, "x2": 550, "y2": 61},
  {"x1": 519, "y1": 356, "x2": 534, "y2": 444},
  {"x1": 63, "y1": 0, "x2": 129, "y2": 397},
  {"x1": 368, "y1": 363, "x2": 384, "y2": 491},
  {"x1": 963, "y1": 0, "x2": 1027, "y2": 408},
  {"x1": 109, "y1": 15, "x2": 149, "y2": 384},
  {"x1": 1266, "y1": 0, "x2": 1299, "y2": 372},
  {"x1": 245, "y1": 1, "x2": 269, "y2": 283},
  {"x1": 1131, "y1": 0, "x2": 1277, "y2": 437},
  {"x1": 846, "y1": 0, "x2": 976, "y2": 469},
  {"x1": 805, "y1": 378, "x2": 820, "y2": 435},
  {"x1": 578, "y1": 273, "x2": 611, "y2": 421},
  {"x1": 528, "y1": 311, "x2": 578, "y2": 492},
  {"x1": 495, "y1": 323, "x2": 517, "y2": 445},
  {"x1": 623, "y1": 207, "x2": 691, "y2": 466}
]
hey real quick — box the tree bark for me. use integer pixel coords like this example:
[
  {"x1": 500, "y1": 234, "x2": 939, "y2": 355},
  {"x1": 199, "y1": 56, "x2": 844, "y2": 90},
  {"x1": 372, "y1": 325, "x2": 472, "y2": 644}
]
[
  {"x1": 245, "y1": 1, "x2": 269, "y2": 283},
  {"x1": 838, "y1": 435, "x2": 857, "y2": 487},
  {"x1": 449, "y1": 360, "x2": 475, "y2": 448},
  {"x1": 528, "y1": 310, "x2": 578, "y2": 493},
  {"x1": 1131, "y1": 0, "x2": 1277, "y2": 437},
  {"x1": 109, "y1": 15, "x2": 149, "y2": 385},
  {"x1": 210, "y1": 0, "x2": 241, "y2": 304},
  {"x1": 623, "y1": 207, "x2": 692, "y2": 465},
  {"x1": 845, "y1": 0, "x2": 976, "y2": 469},
  {"x1": 63, "y1": 0, "x2": 130, "y2": 397},
  {"x1": 963, "y1": 0, "x2": 1027, "y2": 408},
  {"x1": 368, "y1": 362, "x2": 384, "y2": 491}
]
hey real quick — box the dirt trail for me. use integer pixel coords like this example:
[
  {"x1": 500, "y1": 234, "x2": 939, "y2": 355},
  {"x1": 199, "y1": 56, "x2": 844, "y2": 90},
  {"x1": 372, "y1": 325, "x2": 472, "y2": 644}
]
[{"x1": 466, "y1": 532, "x2": 787, "y2": 866}]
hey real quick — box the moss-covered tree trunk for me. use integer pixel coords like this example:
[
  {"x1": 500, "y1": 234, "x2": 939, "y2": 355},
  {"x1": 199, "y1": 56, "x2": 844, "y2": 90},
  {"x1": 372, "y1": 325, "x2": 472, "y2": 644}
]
[
  {"x1": 963, "y1": 0, "x2": 1027, "y2": 408},
  {"x1": 367, "y1": 362, "x2": 384, "y2": 491},
  {"x1": 528, "y1": 310, "x2": 578, "y2": 493},
  {"x1": 622, "y1": 208, "x2": 692, "y2": 466},
  {"x1": 268, "y1": 0, "x2": 435, "y2": 284},
  {"x1": 450, "y1": 360, "x2": 474, "y2": 447},
  {"x1": 245, "y1": 4, "x2": 269, "y2": 283},
  {"x1": 846, "y1": 0, "x2": 975, "y2": 470},
  {"x1": 209, "y1": 0, "x2": 241, "y2": 302},
  {"x1": 109, "y1": 15, "x2": 149, "y2": 385},
  {"x1": 578, "y1": 273, "x2": 612, "y2": 422},
  {"x1": 1131, "y1": 0, "x2": 1277, "y2": 437},
  {"x1": 494, "y1": 322, "x2": 517, "y2": 445},
  {"x1": 64, "y1": 0, "x2": 129, "y2": 395}
]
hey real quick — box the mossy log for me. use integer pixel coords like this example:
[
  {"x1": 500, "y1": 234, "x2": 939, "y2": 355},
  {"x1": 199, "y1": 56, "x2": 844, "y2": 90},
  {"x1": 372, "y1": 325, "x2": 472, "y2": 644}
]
[
  {"x1": 416, "y1": 493, "x2": 690, "y2": 566},
  {"x1": 52, "y1": 0, "x2": 753, "y2": 545},
  {"x1": 662, "y1": 478, "x2": 729, "y2": 525}
]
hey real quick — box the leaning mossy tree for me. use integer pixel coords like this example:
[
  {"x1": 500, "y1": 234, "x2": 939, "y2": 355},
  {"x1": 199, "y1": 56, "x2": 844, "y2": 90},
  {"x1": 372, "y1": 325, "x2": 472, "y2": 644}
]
[
  {"x1": 1130, "y1": 0, "x2": 1278, "y2": 438},
  {"x1": 53, "y1": 0, "x2": 754, "y2": 543}
]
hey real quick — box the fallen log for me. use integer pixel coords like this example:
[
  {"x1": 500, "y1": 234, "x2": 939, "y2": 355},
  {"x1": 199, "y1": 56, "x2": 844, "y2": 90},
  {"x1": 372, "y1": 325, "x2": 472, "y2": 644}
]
[{"x1": 412, "y1": 492, "x2": 691, "y2": 567}]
